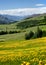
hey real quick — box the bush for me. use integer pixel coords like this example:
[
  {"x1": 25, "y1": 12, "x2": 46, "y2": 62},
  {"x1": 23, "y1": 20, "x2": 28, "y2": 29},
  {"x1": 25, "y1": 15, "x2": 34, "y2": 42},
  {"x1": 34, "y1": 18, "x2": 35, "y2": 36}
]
[
  {"x1": 25, "y1": 27, "x2": 43, "y2": 40},
  {"x1": 25, "y1": 33, "x2": 31, "y2": 40},
  {"x1": 25, "y1": 31, "x2": 34, "y2": 40},
  {"x1": 29, "y1": 31, "x2": 34, "y2": 38},
  {"x1": 42, "y1": 31, "x2": 46, "y2": 37},
  {"x1": 37, "y1": 27, "x2": 42, "y2": 38},
  {"x1": 0, "y1": 30, "x2": 21, "y2": 35},
  {"x1": 9, "y1": 31, "x2": 15, "y2": 34},
  {"x1": 34, "y1": 27, "x2": 43, "y2": 38},
  {"x1": 0, "y1": 31, "x2": 8, "y2": 35},
  {"x1": 9, "y1": 30, "x2": 21, "y2": 34}
]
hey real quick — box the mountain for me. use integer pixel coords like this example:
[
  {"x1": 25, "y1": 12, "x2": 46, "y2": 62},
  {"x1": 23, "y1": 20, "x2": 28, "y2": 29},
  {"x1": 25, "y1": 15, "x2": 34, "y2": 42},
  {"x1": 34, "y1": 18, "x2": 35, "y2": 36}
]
[
  {"x1": 0, "y1": 15, "x2": 13, "y2": 24},
  {"x1": 0, "y1": 13, "x2": 46, "y2": 24},
  {"x1": 0, "y1": 14, "x2": 26, "y2": 24},
  {"x1": 2, "y1": 15, "x2": 25, "y2": 21}
]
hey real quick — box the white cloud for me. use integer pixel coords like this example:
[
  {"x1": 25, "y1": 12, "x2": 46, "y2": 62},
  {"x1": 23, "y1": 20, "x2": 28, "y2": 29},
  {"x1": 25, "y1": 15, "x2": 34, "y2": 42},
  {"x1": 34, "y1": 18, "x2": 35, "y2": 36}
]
[
  {"x1": 35, "y1": 4, "x2": 45, "y2": 6},
  {"x1": 0, "y1": 7, "x2": 46, "y2": 16}
]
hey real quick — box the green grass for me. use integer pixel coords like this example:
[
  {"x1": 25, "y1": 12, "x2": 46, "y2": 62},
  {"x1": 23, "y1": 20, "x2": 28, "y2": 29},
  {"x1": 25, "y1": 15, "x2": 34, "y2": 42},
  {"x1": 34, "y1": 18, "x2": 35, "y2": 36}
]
[
  {"x1": 0, "y1": 37, "x2": 46, "y2": 65},
  {"x1": 0, "y1": 23, "x2": 46, "y2": 65},
  {"x1": 0, "y1": 23, "x2": 17, "y2": 31},
  {"x1": 25, "y1": 25, "x2": 46, "y2": 32},
  {"x1": 0, "y1": 25, "x2": 46, "y2": 42},
  {"x1": 0, "y1": 32, "x2": 25, "y2": 42}
]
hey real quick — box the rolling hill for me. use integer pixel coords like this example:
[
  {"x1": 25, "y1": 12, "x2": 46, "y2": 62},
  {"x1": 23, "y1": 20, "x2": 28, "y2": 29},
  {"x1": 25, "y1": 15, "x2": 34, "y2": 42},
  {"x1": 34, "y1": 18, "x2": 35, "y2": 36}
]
[
  {"x1": 16, "y1": 13, "x2": 46, "y2": 29},
  {"x1": 0, "y1": 14, "x2": 25, "y2": 24},
  {"x1": 0, "y1": 15, "x2": 24, "y2": 24},
  {"x1": 0, "y1": 13, "x2": 46, "y2": 24},
  {"x1": 0, "y1": 13, "x2": 46, "y2": 65}
]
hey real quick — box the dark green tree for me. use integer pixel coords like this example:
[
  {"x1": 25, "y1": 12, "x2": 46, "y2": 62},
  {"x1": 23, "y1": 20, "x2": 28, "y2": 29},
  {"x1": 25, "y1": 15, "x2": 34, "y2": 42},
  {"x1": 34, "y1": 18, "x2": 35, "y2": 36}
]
[
  {"x1": 36, "y1": 27, "x2": 42, "y2": 38},
  {"x1": 43, "y1": 16, "x2": 46, "y2": 23},
  {"x1": 25, "y1": 31, "x2": 34, "y2": 40}
]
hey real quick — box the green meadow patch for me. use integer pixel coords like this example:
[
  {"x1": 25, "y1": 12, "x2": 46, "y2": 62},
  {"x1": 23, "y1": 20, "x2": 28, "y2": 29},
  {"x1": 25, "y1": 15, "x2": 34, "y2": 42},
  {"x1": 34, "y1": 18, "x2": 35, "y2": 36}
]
[{"x1": 0, "y1": 37, "x2": 46, "y2": 65}]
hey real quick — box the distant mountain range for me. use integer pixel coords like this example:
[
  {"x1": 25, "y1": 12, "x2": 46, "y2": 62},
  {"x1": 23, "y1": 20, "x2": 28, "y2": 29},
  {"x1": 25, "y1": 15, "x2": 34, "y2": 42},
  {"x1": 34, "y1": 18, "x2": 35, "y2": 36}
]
[
  {"x1": 0, "y1": 14, "x2": 26, "y2": 24},
  {"x1": 2, "y1": 15, "x2": 26, "y2": 21},
  {"x1": 0, "y1": 13, "x2": 46, "y2": 24}
]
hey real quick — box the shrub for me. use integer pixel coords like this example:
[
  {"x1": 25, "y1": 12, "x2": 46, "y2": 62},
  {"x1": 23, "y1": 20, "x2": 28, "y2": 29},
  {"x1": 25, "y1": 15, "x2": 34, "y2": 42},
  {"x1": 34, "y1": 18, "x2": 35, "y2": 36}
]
[
  {"x1": 42, "y1": 31, "x2": 46, "y2": 37},
  {"x1": 9, "y1": 30, "x2": 21, "y2": 34},
  {"x1": 37, "y1": 27, "x2": 42, "y2": 38},
  {"x1": 34, "y1": 27, "x2": 43, "y2": 38},
  {"x1": 29, "y1": 31, "x2": 34, "y2": 38},
  {"x1": 9, "y1": 31, "x2": 15, "y2": 34},
  {"x1": 0, "y1": 31, "x2": 8, "y2": 35},
  {"x1": 25, "y1": 33, "x2": 31, "y2": 40},
  {"x1": 25, "y1": 31, "x2": 34, "y2": 40}
]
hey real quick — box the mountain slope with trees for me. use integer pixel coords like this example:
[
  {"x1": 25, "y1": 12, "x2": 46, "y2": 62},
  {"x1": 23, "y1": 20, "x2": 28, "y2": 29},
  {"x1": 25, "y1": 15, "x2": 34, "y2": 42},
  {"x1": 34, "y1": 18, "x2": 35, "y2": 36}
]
[{"x1": 16, "y1": 14, "x2": 46, "y2": 29}]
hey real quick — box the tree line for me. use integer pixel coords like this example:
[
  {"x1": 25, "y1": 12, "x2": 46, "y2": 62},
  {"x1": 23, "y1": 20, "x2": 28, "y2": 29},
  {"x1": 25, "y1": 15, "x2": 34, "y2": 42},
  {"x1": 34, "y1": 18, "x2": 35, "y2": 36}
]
[
  {"x1": 25, "y1": 27, "x2": 46, "y2": 40},
  {"x1": 0, "y1": 30, "x2": 21, "y2": 35}
]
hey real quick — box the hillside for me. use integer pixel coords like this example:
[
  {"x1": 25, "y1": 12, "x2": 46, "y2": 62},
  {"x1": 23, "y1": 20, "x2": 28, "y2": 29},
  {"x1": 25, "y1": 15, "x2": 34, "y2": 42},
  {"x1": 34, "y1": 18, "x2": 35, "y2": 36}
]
[
  {"x1": 16, "y1": 13, "x2": 46, "y2": 29},
  {"x1": 0, "y1": 13, "x2": 46, "y2": 24},
  {"x1": 0, "y1": 14, "x2": 25, "y2": 24},
  {"x1": 3, "y1": 15, "x2": 26, "y2": 21},
  {"x1": 0, "y1": 37, "x2": 46, "y2": 65},
  {"x1": 0, "y1": 13, "x2": 46, "y2": 65},
  {"x1": 0, "y1": 15, "x2": 13, "y2": 24},
  {"x1": 0, "y1": 14, "x2": 29, "y2": 24}
]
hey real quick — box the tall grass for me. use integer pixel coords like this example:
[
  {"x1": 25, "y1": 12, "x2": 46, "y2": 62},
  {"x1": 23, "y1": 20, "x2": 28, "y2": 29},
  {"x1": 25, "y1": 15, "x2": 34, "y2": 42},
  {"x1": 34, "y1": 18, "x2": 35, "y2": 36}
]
[{"x1": 0, "y1": 37, "x2": 46, "y2": 65}]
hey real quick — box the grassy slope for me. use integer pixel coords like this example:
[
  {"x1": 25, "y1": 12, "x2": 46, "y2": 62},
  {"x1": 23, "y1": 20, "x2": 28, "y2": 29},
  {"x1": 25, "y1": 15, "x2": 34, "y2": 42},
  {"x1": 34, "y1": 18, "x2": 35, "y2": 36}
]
[
  {"x1": 0, "y1": 14, "x2": 46, "y2": 31},
  {"x1": 0, "y1": 14, "x2": 46, "y2": 65},
  {"x1": 16, "y1": 14, "x2": 46, "y2": 29},
  {"x1": 0, "y1": 25, "x2": 46, "y2": 42},
  {"x1": 0, "y1": 23, "x2": 17, "y2": 32},
  {"x1": 0, "y1": 37, "x2": 46, "y2": 65}
]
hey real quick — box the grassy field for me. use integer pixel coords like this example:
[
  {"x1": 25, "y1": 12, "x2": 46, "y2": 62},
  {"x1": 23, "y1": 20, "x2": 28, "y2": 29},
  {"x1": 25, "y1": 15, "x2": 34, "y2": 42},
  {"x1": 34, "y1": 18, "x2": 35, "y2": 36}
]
[
  {"x1": 0, "y1": 25, "x2": 46, "y2": 42},
  {"x1": 0, "y1": 24, "x2": 46, "y2": 31},
  {"x1": 0, "y1": 24, "x2": 17, "y2": 32},
  {"x1": 0, "y1": 14, "x2": 46, "y2": 65},
  {"x1": 0, "y1": 37, "x2": 46, "y2": 65},
  {"x1": 0, "y1": 24, "x2": 46, "y2": 65}
]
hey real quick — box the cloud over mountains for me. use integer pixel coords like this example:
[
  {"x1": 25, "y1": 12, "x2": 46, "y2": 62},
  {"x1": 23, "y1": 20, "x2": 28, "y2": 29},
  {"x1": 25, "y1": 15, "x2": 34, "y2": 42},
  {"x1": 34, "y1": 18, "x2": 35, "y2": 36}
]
[{"x1": 0, "y1": 7, "x2": 46, "y2": 16}]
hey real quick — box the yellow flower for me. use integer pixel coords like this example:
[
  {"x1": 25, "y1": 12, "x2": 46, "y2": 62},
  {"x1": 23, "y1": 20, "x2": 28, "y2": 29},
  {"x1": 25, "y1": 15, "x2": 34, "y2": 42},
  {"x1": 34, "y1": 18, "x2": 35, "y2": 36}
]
[
  {"x1": 21, "y1": 64, "x2": 24, "y2": 65},
  {"x1": 39, "y1": 60, "x2": 44, "y2": 65},
  {"x1": 23, "y1": 61, "x2": 26, "y2": 65},
  {"x1": 44, "y1": 64, "x2": 46, "y2": 65},
  {"x1": 26, "y1": 62, "x2": 30, "y2": 65}
]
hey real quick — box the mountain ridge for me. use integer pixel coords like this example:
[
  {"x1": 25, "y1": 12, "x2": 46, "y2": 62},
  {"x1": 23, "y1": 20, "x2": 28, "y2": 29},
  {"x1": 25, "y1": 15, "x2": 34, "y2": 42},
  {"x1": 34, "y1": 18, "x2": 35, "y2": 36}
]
[{"x1": 0, "y1": 13, "x2": 46, "y2": 24}]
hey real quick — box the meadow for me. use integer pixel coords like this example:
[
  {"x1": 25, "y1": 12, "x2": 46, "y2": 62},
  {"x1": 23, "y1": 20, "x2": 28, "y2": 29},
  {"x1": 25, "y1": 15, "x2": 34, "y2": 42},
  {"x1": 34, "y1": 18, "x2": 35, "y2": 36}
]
[
  {"x1": 0, "y1": 16, "x2": 46, "y2": 65},
  {"x1": 0, "y1": 37, "x2": 46, "y2": 65},
  {"x1": 0, "y1": 24, "x2": 46, "y2": 41}
]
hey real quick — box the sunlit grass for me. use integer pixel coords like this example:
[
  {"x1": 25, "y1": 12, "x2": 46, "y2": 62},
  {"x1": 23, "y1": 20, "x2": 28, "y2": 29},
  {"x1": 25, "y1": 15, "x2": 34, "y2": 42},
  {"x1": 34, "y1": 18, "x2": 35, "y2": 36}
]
[{"x1": 0, "y1": 37, "x2": 46, "y2": 65}]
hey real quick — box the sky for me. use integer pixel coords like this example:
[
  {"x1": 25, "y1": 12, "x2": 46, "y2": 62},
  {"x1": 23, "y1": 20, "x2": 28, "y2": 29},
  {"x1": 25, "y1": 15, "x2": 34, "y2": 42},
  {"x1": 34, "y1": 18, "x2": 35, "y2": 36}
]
[{"x1": 0, "y1": 0, "x2": 46, "y2": 16}]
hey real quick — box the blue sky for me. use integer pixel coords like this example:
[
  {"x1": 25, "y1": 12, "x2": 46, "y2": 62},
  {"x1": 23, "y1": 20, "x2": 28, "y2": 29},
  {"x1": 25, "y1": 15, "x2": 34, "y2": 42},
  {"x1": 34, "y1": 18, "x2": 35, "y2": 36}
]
[
  {"x1": 0, "y1": 0, "x2": 46, "y2": 16},
  {"x1": 0, "y1": 0, "x2": 46, "y2": 10}
]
